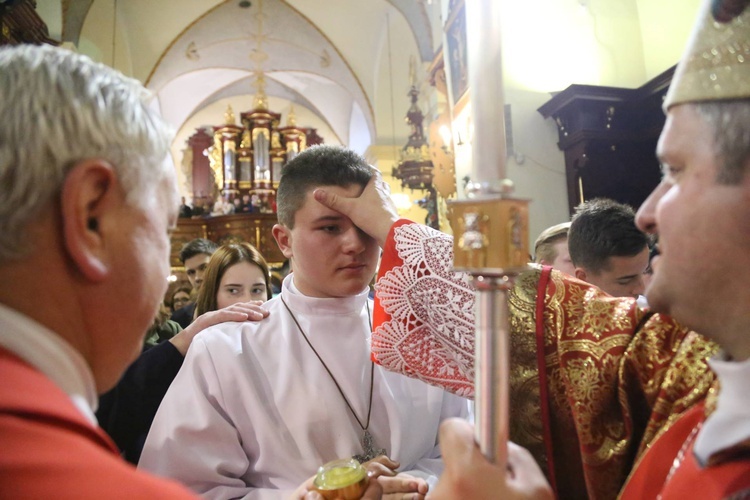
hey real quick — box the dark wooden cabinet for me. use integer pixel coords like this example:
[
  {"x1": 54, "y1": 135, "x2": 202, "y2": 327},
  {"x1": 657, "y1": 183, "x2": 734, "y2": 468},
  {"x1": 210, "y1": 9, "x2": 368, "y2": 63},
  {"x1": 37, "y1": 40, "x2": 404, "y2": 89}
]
[
  {"x1": 0, "y1": 0, "x2": 57, "y2": 47},
  {"x1": 171, "y1": 214, "x2": 284, "y2": 269},
  {"x1": 538, "y1": 67, "x2": 674, "y2": 214}
]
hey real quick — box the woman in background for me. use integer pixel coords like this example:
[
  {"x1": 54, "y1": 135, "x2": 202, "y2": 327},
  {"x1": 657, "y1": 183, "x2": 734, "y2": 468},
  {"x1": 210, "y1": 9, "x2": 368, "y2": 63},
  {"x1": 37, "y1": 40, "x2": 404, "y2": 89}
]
[
  {"x1": 168, "y1": 286, "x2": 192, "y2": 313},
  {"x1": 195, "y1": 242, "x2": 272, "y2": 317}
]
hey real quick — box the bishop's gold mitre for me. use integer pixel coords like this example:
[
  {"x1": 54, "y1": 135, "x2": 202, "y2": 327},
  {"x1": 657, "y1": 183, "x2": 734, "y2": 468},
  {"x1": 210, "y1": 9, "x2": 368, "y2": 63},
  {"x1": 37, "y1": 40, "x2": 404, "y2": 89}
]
[{"x1": 664, "y1": 0, "x2": 750, "y2": 109}]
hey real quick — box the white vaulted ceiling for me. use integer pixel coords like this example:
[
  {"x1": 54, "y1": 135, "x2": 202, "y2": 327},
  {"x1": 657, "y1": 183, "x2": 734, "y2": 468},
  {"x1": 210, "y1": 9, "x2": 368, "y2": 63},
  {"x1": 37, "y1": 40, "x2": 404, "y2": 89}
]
[
  {"x1": 55, "y1": 0, "x2": 439, "y2": 157},
  {"x1": 146, "y1": 0, "x2": 377, "y2": 148}
]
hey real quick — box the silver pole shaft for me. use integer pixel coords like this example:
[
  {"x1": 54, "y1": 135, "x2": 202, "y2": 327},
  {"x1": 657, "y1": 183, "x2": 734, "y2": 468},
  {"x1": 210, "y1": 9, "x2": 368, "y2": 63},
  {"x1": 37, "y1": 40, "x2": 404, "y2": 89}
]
[{"x1": 473, "y1": 276, "x2": 510, "y2": 468}]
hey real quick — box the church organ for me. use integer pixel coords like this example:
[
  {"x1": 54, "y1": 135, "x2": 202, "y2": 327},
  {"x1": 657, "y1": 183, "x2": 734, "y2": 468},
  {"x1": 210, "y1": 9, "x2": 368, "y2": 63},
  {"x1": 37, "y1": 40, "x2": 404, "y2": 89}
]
[{"x1": 174, "y1": 90, "x2": 323, "y2": 268}]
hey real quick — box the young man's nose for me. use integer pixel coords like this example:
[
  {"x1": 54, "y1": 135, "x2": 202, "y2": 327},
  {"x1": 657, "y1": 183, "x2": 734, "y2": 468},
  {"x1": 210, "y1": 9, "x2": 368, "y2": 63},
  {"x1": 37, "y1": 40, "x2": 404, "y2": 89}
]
[{"x1": 341, "y1": 227, "x2": 367, "y2": 253}]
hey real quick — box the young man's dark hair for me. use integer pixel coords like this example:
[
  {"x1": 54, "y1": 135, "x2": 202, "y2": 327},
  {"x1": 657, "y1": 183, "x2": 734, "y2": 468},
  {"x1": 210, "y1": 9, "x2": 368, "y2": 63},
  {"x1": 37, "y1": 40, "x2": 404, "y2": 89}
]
[
  {"x1": 568, "y1": 198, "x2": 650, "y2": 297},
  {"x1": 568, "y1": 199, "x2": 648, "y2": 273},
  {"x1": 179, "y1": 238, "x2": 219, "y2": 264},
  {"x1": 276, "y1": 145, "x2": 373, "y2": 228}
]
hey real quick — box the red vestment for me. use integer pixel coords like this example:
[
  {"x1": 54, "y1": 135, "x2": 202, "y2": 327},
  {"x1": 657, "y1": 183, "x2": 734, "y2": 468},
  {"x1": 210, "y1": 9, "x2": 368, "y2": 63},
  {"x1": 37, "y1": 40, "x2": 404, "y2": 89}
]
[
  {"x1": 621, "y1": 403, "x2": 750, "y2": 499},
  {"x1": 0, "y1": 347, "x2": 196, "y2": 499},
  {"x1": 372, "y1": 220, "x2": 716, "y2": 499}
]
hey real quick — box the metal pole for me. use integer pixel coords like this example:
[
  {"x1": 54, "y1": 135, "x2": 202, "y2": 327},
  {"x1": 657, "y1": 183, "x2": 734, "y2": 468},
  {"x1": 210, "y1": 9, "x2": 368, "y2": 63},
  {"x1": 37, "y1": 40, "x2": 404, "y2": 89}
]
[{"x1": 473, "y1": 276, "x2": 512, "y2": 465}]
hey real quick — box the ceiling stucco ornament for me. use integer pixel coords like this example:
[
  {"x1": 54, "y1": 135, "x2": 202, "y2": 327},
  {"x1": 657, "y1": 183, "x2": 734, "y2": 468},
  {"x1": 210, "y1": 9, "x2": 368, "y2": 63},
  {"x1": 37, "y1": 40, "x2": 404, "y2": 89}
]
[
  {"x1": 185, "y1": 41, "x2": 199, "y2": 61},
  {"x1": 249, "y1": 48, "x2": 268, "y2": 65},
  {"x1": 252, "y1": 71, "x2": 269, "y2": 110},
  {"x1": 320, "y1": 48, "x2": 330, "y2": 68}
]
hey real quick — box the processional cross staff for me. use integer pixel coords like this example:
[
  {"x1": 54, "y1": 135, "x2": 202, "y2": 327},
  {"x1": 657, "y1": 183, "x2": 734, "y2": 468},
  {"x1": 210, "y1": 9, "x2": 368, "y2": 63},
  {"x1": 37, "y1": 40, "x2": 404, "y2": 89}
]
[{"x1": 447, "y1": 0, "x2": 530, "y2": 469}]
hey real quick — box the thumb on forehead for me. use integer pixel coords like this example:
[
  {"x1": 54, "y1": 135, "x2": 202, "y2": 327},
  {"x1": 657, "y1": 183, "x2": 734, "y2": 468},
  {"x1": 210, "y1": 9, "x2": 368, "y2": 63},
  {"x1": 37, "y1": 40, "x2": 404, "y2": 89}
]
[{"x1": 313, "y1": 187, "x2": 344, "y2": 212}]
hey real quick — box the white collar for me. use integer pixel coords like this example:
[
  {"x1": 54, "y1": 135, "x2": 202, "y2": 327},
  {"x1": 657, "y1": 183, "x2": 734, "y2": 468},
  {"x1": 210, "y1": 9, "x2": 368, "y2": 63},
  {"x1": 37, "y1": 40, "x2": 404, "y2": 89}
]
[
  {"x1": 284, "y1": 273, "x2": 370, "y2": 316},
  {"x1": 693, "y1": 354, "x2": 750, "y2": 463},
  {"x1": 0, "y1": 303, "x2": 98, "y2": 425}
]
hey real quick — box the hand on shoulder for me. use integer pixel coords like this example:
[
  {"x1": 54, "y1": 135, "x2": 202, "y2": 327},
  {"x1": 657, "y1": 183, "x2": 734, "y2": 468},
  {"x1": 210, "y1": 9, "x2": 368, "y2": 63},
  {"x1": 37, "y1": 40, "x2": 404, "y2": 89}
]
[{"x1": 169, "y1": 301, "x2": 270, "y2": 356}]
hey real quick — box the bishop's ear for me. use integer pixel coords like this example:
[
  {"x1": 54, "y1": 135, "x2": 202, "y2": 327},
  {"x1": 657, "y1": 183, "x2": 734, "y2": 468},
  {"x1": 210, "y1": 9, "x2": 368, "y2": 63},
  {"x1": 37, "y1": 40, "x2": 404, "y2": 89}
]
[
  {"x1": 60, "y1": 159, "x2": 119, "y2": 282},
  {"x1": 271, "y1": 224, "x2": 294, "y2": 259}
]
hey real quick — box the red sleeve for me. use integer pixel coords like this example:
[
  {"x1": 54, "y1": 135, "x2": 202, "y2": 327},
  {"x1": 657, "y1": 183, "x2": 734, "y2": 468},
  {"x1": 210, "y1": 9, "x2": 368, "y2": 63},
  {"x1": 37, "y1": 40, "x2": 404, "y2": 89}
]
[
  {"x1": 373, "y1": 218, "x2": 413, "y2": 332},
  {"x1": 371, "y1": 220, "x2": 476, "y2": 397}
]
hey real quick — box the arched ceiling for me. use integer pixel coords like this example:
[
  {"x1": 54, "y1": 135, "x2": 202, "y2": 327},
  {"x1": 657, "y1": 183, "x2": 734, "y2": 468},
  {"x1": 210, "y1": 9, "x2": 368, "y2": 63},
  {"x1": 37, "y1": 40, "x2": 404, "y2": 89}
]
[{"x1": 60, "y1": 0, "x2": 439, "y2": 155}]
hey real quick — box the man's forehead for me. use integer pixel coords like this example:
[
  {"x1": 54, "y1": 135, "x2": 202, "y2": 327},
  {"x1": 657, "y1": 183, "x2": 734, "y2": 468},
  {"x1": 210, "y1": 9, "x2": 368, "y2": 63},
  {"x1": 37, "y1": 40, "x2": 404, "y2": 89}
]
[
  {"x1": 606, "y1": 250, "x2": 649, "y2": 271},
  {"x1": 299, "y1": 184, "x2": 361, "y2": 210},
  {"x1": 656, "y1": 111, "x2": 681, "y2": 164},
  {"x1": 185, "y1": 254, "x2": 210, "y2": 268},
  {"x1": 291, "y1": 186, "x2": 357, "y2": 228},
  {"x1": 310, "y1": 213, "x2": 347, "y2": 225},
  {"x1": 657, "y1": 105, "x2": 707, "y2": 164},
  {"x1": 307, "y1": 183, "x2": 362, "y2": 196}
]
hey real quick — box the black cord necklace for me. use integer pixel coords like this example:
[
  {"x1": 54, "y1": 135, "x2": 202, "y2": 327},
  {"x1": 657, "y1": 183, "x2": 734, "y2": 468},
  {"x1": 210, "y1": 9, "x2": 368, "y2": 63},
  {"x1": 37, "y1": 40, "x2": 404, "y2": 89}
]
[{"x1": 280, "y1": 296, "x2": 386, "y2": 462}]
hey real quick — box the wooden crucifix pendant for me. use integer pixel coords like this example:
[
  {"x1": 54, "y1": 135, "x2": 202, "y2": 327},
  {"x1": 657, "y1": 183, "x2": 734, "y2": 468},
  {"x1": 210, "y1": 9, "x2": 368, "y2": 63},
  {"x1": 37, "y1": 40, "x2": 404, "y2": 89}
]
[{"x1": 353, "y1": 429, "x2": 387, "y2": 463}]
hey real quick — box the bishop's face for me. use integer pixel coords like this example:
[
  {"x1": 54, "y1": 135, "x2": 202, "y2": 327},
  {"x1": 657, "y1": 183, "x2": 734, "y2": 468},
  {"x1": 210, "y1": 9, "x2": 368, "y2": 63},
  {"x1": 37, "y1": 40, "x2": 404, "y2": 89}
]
[
  {"x1": 273, "y1": 185, "x2": 379, "y2": 298},
  {"x1": 636, "y1": 104, "x2": 750, "y2": 355},
  {"x1": 94, "y1": 171, "x2": 179, "y2": 391}
]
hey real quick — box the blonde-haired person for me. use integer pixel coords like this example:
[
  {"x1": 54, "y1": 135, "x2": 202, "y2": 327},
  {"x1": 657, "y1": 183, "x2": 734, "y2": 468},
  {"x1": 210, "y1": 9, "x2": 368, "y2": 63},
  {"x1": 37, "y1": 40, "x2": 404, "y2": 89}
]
[
  {"x1": 194, "y1": 242, "x2": 273, "y2": 317},
  {"x1": 533, "y1": 221, "x2": 575, "y2": 276}
]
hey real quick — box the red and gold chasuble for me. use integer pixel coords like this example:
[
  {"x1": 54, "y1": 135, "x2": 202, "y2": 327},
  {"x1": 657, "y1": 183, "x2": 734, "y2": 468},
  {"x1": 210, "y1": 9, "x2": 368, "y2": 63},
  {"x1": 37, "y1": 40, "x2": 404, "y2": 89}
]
[{"x1": 372, "y1": 221, "x2": 717, "y2": 499}]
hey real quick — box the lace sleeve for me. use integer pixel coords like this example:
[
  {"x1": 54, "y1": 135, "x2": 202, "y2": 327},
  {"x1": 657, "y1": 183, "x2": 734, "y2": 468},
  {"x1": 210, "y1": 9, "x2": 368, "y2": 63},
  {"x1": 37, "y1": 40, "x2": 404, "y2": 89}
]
[{"x1": 373, "y1": 221, "x2": 475, "y2": 398}]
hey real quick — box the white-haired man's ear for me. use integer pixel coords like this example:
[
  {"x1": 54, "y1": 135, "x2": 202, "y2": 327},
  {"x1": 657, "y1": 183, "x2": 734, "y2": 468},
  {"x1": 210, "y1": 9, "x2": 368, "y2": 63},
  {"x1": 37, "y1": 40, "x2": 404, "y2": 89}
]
[{"x1": 60, "y1": 160, "x2": 119, "y2": 282}]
